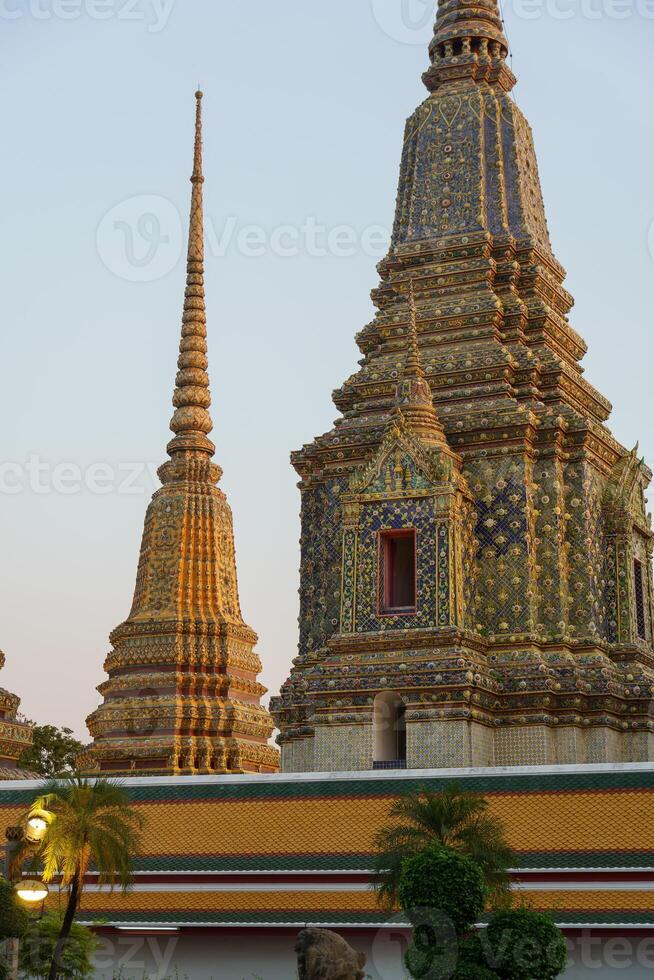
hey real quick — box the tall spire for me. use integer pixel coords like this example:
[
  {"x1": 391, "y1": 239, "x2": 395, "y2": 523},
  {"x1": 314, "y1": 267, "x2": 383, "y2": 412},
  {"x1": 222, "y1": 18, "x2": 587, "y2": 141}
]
[
  {"x1": 423, "y1": 0, "x2": 515, "y2": 92},
  {"x1": 168, "y1": 89, "x2": 214, "y2": 460},
  {"x1": 83, "y1": 90, "x2": 279, "y2": 777}
]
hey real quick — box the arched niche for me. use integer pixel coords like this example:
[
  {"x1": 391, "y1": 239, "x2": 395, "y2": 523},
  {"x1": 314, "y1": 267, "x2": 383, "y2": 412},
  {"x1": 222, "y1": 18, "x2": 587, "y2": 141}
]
[{"x1": 373, "y1": 691, "x2": 407, "y2": 766}]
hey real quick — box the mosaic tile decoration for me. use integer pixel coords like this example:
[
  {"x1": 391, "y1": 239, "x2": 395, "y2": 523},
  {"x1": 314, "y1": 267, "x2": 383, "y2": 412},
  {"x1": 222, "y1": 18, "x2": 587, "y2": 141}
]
[{"x1": 271, "y1": 0, "x2": 654, "y2": 772}]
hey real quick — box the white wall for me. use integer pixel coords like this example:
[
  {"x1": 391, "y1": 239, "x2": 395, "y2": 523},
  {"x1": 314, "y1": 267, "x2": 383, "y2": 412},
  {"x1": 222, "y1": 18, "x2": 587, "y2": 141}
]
[{"x1": 90, "y1": 929, "x2": 654, "y2": 980}]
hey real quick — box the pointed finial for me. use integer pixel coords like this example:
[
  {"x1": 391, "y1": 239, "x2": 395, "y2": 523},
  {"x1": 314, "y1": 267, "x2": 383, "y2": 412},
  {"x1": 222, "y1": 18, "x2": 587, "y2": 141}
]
[
  {"x1": 192, "y1": 90, "x2": 203, "y2": 171},
  {"x1": 167, "y1": 89, "x2": 214, "y2": 460},
  {"x1": 393, "y1": 279, "x2": 447, "y2": 447},
  {"x1": 404, "y1": 280, "x2": 425, "y2": 381}
]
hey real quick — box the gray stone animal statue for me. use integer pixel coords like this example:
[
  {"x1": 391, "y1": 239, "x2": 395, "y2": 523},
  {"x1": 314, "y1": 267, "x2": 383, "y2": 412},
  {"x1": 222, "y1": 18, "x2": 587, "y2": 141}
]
[{"x1": 295, "y1": 928, "x2": 367, "y2": 980}]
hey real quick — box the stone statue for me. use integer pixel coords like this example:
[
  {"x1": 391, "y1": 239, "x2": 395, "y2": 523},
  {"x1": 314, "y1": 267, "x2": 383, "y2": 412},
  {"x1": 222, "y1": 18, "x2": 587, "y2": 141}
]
[{"x1": 295, "y1": 928, "x2": 367, "y2": 980}]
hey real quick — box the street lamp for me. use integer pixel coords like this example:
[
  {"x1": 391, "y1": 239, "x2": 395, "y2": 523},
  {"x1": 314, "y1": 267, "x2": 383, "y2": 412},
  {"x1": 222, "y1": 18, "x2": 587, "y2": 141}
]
[
  {"x1": 14, "y1": 878, "x2": 49, "y2": 905},
  {"x1": 24, "y1": 816, "x2": 48, "y2": 844}
]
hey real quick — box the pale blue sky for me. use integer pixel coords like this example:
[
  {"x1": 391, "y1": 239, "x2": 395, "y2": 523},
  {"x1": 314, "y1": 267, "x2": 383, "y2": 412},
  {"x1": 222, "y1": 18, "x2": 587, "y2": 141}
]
[{"x1": 1, "y1": 1, "x2": 653, "y2": 740}]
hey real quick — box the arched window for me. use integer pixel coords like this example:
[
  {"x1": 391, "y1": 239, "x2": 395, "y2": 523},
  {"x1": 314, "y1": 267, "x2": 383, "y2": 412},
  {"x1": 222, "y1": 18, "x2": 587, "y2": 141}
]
[{"x1": 373, "y1": 692, "x2": 407, "y2": 769}]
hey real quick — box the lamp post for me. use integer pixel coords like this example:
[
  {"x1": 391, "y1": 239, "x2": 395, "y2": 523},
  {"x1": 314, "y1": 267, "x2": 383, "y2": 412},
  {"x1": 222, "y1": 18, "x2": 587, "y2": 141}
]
[
  {"x1": 3, "y1": 827, "x2": 25, "y2": 980},
  {"x1": 3, "y1": 815, "x2": 49, "y2": 980}
]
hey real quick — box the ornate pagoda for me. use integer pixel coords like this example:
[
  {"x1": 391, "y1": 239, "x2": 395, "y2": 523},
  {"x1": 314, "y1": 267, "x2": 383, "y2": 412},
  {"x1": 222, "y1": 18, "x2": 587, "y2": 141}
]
[
  {"x1": 271, "y1": 0, "x2": 654, "y2": 771},
  {"x1": 0, "y1": 649, "x2": 33, "y2": 779},
  {"x1": 81, "y1": 93, "x2": 279, "y2": 776}
]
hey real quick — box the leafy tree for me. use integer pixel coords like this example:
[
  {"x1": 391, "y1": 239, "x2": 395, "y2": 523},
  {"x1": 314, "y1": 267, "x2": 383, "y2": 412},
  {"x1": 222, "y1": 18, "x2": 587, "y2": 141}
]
[
  {"x1": 18, "y1": 726, "x2": 84, "y2": 778},
  {"x1": 28, "y1": 775, "x2": 143, "y2": 980},
  {"x1": 484, "y1": 908, "x2": 567, "y2": 980},
  {"x1": 374, "y1": 783, "x2": 515, "y2": 908},
  {"x1": 19, "y1": 913, "x2": 98, "y2": 980}
]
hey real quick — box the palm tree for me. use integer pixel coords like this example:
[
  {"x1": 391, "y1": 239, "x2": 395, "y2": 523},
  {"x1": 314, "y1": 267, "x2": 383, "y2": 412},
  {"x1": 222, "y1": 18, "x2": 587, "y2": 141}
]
[
  {"x1": 373, "y1": 783, "x2": 516, "y2": 909},
  {"x1": 28, "y1": 774, "x2": 143, "y2": 980}
]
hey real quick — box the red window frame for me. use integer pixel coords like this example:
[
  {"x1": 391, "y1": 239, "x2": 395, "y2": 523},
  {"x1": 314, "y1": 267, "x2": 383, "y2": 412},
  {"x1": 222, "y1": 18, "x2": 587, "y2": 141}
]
[{"x1": 378, "y1": 528, "x2": 417, "y2": 616}]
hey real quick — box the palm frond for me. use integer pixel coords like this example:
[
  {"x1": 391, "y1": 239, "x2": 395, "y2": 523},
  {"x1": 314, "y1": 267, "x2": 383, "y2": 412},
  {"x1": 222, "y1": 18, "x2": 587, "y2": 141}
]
[
  {"x1": 26, "y1": 774, "x2": 143, "y2": 893},
  {"x1": 373, "y1": 783, "x2": 516, "y2": 908}
]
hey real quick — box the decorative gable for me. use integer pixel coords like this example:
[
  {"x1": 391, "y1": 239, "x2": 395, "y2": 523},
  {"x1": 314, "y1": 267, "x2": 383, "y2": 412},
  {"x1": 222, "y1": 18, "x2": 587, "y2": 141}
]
[{"x1": 349, "y1": 418, "x2": 452, "y2": 501}]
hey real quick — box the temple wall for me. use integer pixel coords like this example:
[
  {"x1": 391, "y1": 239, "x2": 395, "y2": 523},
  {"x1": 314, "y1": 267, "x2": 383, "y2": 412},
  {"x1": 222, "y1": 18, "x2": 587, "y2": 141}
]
[
  {"x1": 302, "y1": 723, "x2": 654, "y2": 773},
  {"x1": 280, "y1": 738, "x2": 314, "y2": 773},
  {"x1": 86, "y1": 929, "x2": 654, "y2": 979},
  {"x1": 297, "y1": 480, "x2": 346, "y2": 659},
  {"x1": 494, "y1": 725, "x2": 555, "y2": 766},
  {"x1": 313, "y1": 724, "x2": 372, "y2": 772},
  {"x1": 531, "y1": 456, "x2": 569, "y2": 637},
  {"x1": 585, "y1": 727, "x2": 623, "y2": 764},
  {"x1": 465, "y1": 454, "x2": 533, "y2": 637},
  {"x1": 564, "y1": 460, "x2": 609, "y2": 642},
  {"x1": 554, "y1": 727, "x2": 587, "y2": 766},
  {"x1": 407, "y1": 718, "x2": 493, "y2": 769},
  {"x1": 624, "y1": 731, "x2": 654, "y2": 764}
]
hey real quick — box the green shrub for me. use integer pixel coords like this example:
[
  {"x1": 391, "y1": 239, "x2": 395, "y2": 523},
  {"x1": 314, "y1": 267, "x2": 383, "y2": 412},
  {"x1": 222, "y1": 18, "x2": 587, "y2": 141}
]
[
  {"x1": 452, "y1": 963, "x2": 498, "y2": 980},
  {"x1": 398, "y1": 845, "x2": 488, "y2": 935},
  {"x1": 484, "y1": 908, "x2": 567, "y2": 980},
  {"x1": 403, "y1": 927, "x2": 501, "y2": 980},
  {"x1": 19, "y1": 911, "x2": 99, "y2": 980},
  {"x1": 0, "y1": 878, "x2": 29, "y2": 941},
  {"x1": 404, "y1": 930, "x2": 458, "y2": 980},
  {"x1": 451, "y1": 933, "x2": 499, "y2": 979}
]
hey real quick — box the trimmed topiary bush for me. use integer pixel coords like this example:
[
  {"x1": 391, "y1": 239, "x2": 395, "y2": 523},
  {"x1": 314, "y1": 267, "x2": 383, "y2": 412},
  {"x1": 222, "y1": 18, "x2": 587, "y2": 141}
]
[
  {"x1": 403, "y1": 917, "x2": 459, "y2": 980},
  {"x1": 484, "y1": 908, "x2": 567, "y2": 980},
  {"x1": 404, "y1": 927, "x2": 502, "y2": 980},
  {"x1": 453, "y1": 933, "x2": 499, "y2": 979},
  {"x1": 452, "y1": 963, "x2": 498, "y2": 980},
  {"x1": 398, "y1": 844, "x2": 488, "y2": 935}
]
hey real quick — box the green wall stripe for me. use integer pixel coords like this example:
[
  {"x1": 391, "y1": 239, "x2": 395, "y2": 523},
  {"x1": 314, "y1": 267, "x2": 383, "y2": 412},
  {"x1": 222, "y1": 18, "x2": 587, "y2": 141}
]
[{"x1": 3, "y1": 769, "x2": 654, "y2": 808}]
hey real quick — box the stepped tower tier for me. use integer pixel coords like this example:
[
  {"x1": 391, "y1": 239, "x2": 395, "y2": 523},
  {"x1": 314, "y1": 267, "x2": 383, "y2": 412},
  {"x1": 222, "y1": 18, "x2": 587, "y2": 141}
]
[
  {"x1": 81, "y1": 93, "x2": 279, "y2": 777},
  {"x1": 271, "y1": 2, "x2": 654, "y2": 772},
  {"x1": 0, "y1": 649, "x2": 34, "y2": 779}
]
